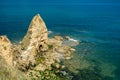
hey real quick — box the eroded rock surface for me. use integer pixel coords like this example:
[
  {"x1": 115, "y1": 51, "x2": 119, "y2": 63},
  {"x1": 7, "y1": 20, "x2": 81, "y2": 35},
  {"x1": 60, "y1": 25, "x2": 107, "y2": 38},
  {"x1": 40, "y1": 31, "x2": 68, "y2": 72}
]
[
  {"x1": 13, "y1": 14, "x2": 49, "y2": 70},
  {"x1": 0, "y1": 14, "x2": 79, "y2": 79},
  {"x1": 0, "y1": 36, "x2": 13, "y2": 66}
]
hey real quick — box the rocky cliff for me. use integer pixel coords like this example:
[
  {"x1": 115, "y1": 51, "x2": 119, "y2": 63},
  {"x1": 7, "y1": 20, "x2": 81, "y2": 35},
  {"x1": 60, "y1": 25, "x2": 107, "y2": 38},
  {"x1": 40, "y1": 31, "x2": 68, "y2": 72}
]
[
  {"x1": 15, "y1": 14, "x2": 49, "y2": 70},
  {"x1": 0, "y1": 14, "x2": 79, "y2": 80},
  {"x1": 0, "y1": 36, "x2": 13, "y2": 66}
]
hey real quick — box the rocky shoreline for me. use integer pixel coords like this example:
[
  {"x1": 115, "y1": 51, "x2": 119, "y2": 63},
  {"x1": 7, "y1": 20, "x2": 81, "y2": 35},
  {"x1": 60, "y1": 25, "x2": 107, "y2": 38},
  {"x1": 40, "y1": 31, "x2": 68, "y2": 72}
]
[
  {"x1": 0, "y1": 14, "x2": 79, "y2": 80},
  {"x1": 0, "y1": 14, "x2": 116, "y2": 80}
]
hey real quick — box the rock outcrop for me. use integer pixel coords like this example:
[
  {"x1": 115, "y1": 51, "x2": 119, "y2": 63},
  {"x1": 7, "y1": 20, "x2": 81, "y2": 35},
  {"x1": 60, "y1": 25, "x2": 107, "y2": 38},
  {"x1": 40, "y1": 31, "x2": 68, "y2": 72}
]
[
  {"x1": 0, "y1": 14, "x2": 79, "y2": 80},
  {"x1": 14, "y1": 14, "x2": 49, "y2": 70},
  {"x1": 21, "y1": 14, "x2": 48, "y2": 51},
  {"x1": 0, "y1": 36, "x2": 13, "y2": 66}
]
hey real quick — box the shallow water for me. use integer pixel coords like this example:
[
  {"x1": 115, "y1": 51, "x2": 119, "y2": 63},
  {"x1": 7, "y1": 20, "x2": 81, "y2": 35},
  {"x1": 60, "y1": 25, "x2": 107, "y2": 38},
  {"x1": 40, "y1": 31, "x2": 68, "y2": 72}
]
[{"x1": 0, "y1": 1, "x2": 120, "y2": 80}]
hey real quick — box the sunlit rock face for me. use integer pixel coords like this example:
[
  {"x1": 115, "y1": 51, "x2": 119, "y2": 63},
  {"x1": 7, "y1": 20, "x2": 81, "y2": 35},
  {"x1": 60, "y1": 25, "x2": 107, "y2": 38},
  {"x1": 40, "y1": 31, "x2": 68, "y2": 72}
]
[
  {"x1": 16, "y1": 14, "x2": 49, "y2": 70},
  {"x1": 0, "y1": 36, "x2": 13, "y2": 66},
  {"x1": 22, "y1": 14, "x2": 48, "y2": 52}
]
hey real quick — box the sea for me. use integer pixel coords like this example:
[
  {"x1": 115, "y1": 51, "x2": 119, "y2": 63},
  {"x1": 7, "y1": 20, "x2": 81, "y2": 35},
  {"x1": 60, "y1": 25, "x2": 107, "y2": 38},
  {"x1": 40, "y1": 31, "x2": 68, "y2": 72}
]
[{"x1": 0, "y1": 1, "x2": 120, "y2": 80}]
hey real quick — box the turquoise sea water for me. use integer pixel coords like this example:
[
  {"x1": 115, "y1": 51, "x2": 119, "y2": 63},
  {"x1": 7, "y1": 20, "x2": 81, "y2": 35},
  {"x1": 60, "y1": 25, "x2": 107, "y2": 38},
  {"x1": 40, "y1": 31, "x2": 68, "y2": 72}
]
[{"x1": 0, "y1": 2, "x2": 120, "y2": 80}]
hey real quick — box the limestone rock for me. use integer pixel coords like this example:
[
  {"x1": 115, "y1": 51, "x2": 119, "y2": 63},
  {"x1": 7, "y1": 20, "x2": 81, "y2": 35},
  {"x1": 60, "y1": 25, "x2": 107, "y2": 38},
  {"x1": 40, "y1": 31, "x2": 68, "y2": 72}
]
[
  {"x1": 0, "y1": 36, "x2": 13, "y2": 66},
  {"x1": 54, "y1": 36, "x2": 63, "y2": 41},
  {"x1": 0, "y1": 14, "x2": 78, "y2": 74},
  {"x1": 17, "y1": 14, "x2": 49, "y2": 70},
  {"x1": 48, "y1": 38, "x2": 62, "y2": 47},
  {"x1": 22, "y1": 14, "x2": 48, "y2": 51},
  {"x1": 0, "y1": 13, "x2": 79, "y2": 80}
]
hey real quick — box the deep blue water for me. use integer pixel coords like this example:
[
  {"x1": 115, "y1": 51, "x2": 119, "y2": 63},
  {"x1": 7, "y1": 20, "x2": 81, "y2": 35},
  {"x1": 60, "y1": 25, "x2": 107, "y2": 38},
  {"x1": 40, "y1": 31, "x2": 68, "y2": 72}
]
[{"x1": 0, "y1": 2, "x2": 120, "y2": 80}]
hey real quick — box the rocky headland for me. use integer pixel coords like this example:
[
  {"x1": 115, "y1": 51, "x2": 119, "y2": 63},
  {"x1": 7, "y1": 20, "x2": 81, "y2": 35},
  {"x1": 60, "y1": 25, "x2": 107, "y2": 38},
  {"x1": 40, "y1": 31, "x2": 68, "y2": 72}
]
[
  {"x1": 0, "y1": 14, "x2": 79, "y2": 80},
  {"x1": 0, "y1": 14, "x2": 116, "y2": 80}
]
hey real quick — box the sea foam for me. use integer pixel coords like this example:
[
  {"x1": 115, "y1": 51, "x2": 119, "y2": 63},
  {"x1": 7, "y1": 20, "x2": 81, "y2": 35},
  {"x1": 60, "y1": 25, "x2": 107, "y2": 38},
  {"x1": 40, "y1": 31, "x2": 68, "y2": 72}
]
[{"x1": 69, "y1": 38, "x2": 78, "y2": 42}]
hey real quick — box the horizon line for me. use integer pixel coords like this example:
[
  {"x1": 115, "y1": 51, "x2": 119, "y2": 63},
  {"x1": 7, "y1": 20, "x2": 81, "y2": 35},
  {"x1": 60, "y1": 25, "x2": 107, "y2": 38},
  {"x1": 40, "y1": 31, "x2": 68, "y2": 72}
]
[{"x1": 1, "y1": 2, "x2": 120, "y2": 6}]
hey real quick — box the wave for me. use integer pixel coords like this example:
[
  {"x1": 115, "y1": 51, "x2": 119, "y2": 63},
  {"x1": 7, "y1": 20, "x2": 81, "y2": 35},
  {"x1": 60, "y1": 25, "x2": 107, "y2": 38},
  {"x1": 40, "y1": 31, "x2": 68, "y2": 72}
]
[
  {"x1": 69, "y1": 38, "x2": 78, "y2": 42},
  {"x1": 48, "y1": 30, "x2": 53, "y2": 34}
]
